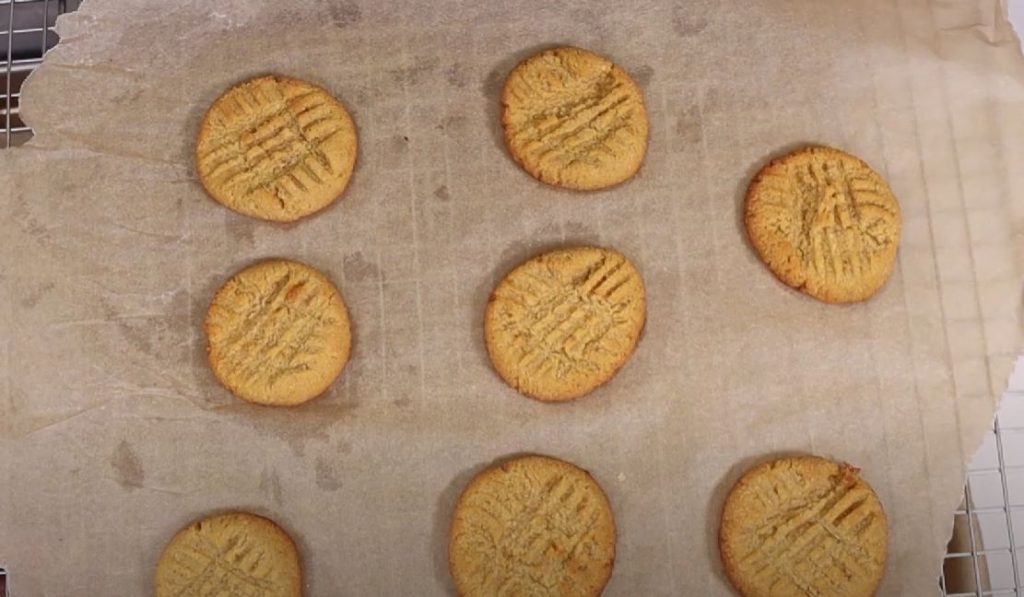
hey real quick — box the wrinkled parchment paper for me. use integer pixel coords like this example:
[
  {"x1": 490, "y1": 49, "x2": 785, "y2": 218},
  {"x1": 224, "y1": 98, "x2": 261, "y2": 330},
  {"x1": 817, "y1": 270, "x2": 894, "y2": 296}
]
[{"x1": 2, "y1": 0, "x2": 1023, "y2": 594}]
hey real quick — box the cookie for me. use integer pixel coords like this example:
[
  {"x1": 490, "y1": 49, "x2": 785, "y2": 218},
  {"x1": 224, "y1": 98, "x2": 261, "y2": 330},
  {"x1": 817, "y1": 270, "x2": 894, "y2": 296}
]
[
  {"x1": 449, "y1": 455, "x2": 616, "y2": 597},
  {"x1": 484, "y1": 246, "x2": 646, "y2": 402},
  {"x1": 501, "y1": 46, "x2": 649, "y2": 191},
  {"x1": 719, "y1": 456, "x2": 889, "y2": 597},
  {"x1": 205, "y1": 259, "x2": 351, "y2": 406},
  {"x1": 745, "y1": 146, "x2": 902, "y2": 303},
  {"x1": 196, "y1": 75, "x2": 357, "y2": 222},
  {"x1": 155, "y1": 511, "x2": 302, "y2": 597}
]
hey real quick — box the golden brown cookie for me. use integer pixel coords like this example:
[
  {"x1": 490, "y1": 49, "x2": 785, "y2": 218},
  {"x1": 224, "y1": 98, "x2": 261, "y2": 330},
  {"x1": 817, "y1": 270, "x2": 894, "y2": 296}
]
[
  {"x1": 155, "y1": 511, "x2": 302, "y2": 597},
  {"x1": 205, "y1": 259, "x2": 351, "y2": 406},
  {"x1": 484, "y1": 246, "x2": 646, "y2": 402},
  {"x1": 449, "y1": 455, "x2": 616, "y2": 597},
  {"x1": 719, "y1": 456, "x2": 889, "y2": 597},
  {"x1": 745, "y1": 146, "x2": 902, "y2": 303},
  {"x1": 501, "y1": 46, "x2": 649, "y2": 191},
  {"x1": 196, "y1": 75, "x2": 357, "y2": 222}
]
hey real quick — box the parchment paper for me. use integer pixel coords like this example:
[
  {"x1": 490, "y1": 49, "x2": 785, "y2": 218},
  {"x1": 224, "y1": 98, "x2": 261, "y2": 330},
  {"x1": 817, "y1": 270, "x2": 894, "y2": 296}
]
[{"x1": 2, "y1": 0, "x2": 1023, "y2": 594}]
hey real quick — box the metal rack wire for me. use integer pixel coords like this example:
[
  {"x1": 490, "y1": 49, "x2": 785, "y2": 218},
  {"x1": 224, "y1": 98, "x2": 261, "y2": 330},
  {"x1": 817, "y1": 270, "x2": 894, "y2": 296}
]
[
  {"x1": 941, "y1": 395, "x2": 1024, "y2": 596},
  {"x1": 1, "y1": 0, "x2": 77, "y2": 148},
  {"x1": 1, "y1": 1, "x2": 1023, "y2": 595}
]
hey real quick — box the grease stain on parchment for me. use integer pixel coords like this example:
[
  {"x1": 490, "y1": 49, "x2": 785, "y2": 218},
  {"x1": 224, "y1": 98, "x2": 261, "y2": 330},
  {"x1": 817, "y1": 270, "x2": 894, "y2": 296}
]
[
  {"x1": 390, "y1": 55, "x2": 440, "y2": 85},
  {"x1": 18, "y1": 281, "x2": 55, "y2": 309},
  {"x1": 100, "y1": 291, "x2": 189, "y2": 359},
  {"x1": 314, "y1": 457, "x2": 344, "y2": 491},
  {"x1": 633, "y1": 65, "x2": 654, "y2": 87},
  {"x1": 259, "y1": 467, "x2": 284, "y2": 505},
  {"x1": 218, "y1": 400, "x2": 355, "y2": 457},
  {"x1": 672, "y1": 8, "x2": 710, "y2": 37},
  {"x1": 343, "y1": 251, "x2": 380, "y2": 283},
  {"x1": 675, "y1": 103, "x2": 703, "y2": 145},
  {"x1": 111, "y1": 439, "x2": 145, "y2": 490},
  {"x1": 445, "y1": 62, "x2": 471, "y2": 88},
  {"x1": 226, "y1": 217, "x2": 257, "y2": 245},
  {"x1": 320, "y1": 0, "x2": 361, "y2": 28}
]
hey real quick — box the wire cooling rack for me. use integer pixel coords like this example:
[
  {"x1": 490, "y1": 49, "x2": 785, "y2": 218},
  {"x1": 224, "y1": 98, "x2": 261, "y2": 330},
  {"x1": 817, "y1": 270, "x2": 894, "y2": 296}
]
[
  {"x1": 942, "y1": 379, "x2": 1024, "y2": 596},
  {"x1": 2, "y1": 0, "x2": 1023, "y2": 595},
  {"x1": 1, "y1": 0, "x2": 78, "y2": 148}
]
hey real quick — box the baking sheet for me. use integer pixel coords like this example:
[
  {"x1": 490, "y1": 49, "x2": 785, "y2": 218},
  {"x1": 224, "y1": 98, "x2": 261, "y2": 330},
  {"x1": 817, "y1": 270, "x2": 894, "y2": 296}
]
[{"x1": 2, "y1": 0, "x2": 1023, "y2": 594}]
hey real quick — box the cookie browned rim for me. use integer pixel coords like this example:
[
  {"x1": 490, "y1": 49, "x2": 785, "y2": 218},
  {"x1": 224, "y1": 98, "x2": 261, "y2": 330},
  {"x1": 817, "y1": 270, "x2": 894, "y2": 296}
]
[
  {"x1": 155, "y1": 511, "x2": 303, "y2": 597},
  {"x1": 501, "y1": 46, "x2": 649, "y2": 191},
  {"x1": 449, "y1": 454, "x2": 617, "y2": 597},
  {"x1": 483, "y1": 246, "x2": 646, "y2": 402},
  {"x1": 719, "y1": 455, "x2": 889, "y2": 597},
  {"x1": 204, "y1": 258, "x2": 352, "y2": 406},
  {"x1": 196, "y1": 74, "x2": 358, "y2": 222},
  {"x1": 744, "y1": 145, "x2": 901, "y2": 303}
]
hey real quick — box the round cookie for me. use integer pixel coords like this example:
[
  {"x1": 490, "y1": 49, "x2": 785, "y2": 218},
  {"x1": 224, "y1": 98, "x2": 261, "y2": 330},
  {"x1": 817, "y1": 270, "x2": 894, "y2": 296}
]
[
  {"x1": 745, "y1": 145, "x2": 902, "y2": 303},
  {"x1": 484, "y1": 246, "x2": 646, "y2": 402},
  {"x1": 155, "y1": 511, "x2": 302, "y2": 597},
  {"x1": 196, "y1": 75, "x2": 357, "y2": 222},
  {"x1": 501, "y1": 46, "x2": 649, "y2": 191},
  {"x1": 205, "y1": 259, "x2": 351, "y2": 406},
  {"x1": 449, "y1": 455, "x2": 616, "y2": 597},
  {"x1": 719, "y1": 456, "x2": 889, "y2": 597}
]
